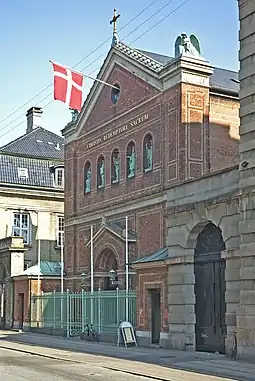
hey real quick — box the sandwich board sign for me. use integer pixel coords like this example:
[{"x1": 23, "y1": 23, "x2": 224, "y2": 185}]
[{"x1": 117, "y1": 321, "x2": 137, "y2": 347}]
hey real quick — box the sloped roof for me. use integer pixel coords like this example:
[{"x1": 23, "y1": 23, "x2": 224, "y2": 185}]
[
  {"x1": 19, "y1": 261, "x2": 64, "y2": 277},
  {"x1": 108, "y1": 220, "x2": 137, "y2": 240},
  {"x1": 0, "y1": 127, "x2": 64, "y2": 160},
  {"x1": 132, "y1": 247, "x2": 168, "y2": 265},
  {"x1": 0, "y1": 154, "x2": 62, "y2": 188},
  {"x1": 137, "y1": 49, "x2": 239, "y2": 95},
  {"x1": 86, "y1": 219, "x2": 136, "y2": 247}
]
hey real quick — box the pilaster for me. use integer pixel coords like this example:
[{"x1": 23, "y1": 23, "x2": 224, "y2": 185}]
[{"x1": 238, "y1": 0, "x2": 255, "y2": 360}]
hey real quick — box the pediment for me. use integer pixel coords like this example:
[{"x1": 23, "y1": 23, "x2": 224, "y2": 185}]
[
  {"x1": 73, "y1": 44, "x2": 163, "y2": 139},
  {"x1": 86, "y1": 221, "x2": 136, "y2": 248}
]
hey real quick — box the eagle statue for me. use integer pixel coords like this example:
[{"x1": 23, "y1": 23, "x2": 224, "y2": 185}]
[{"x1": 174, "y1": 33, "x2": 201, "y2": 58}]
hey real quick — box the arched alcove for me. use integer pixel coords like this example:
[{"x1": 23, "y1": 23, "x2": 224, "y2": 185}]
[
  {"x1": 143, "y1": 133, "x2": 153, "y2": 172},
  {"x1": 126, "y1": 141, "x2": 136, "y2": 179},
  {"x1": 84, "y1": 161, "x2": 92, "y2": 194},
  {"x1": 97, "y1": 155, "x2": 105, "y2": 189},
  {"x1": 194, "y1": 223, "x2": 226, "y2": 354},
  {"x1": 111, "y1": 148, "x2": 120, "y2": 184},
  {"x1": 96, "y1": 248, "x2": 118, "y2": 291}
]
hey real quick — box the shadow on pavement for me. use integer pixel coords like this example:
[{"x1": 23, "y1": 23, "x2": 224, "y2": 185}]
[{"x1": 0, "y1": 330, "x2": 253, "y2": 381}]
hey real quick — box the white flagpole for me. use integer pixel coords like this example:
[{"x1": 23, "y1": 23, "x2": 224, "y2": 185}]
[
  {"x1": 37, "y1": 239, "x2": 41, "y2": 295},
  {"x1": 49, "y1": 60, "x2": 119, "y2": 90},
  {"x1": 61, "y1": 233, "x2": 64, "y2": 293},
  {"x1": 37, "y1": 239, "x2": 41, "y2": 325},
  {"x1": 60, "y1": 232, "x2": 64, "y2": 329},
  {"x1": 90, "y1": 225, "x2": 94, "y2": 324},
  {"x1": 125, "y1": 216, "x2": 129, "y2": 322}
]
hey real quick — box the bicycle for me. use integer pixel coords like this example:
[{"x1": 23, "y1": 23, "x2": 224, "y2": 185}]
[{"x1": 80, "y1": 323, "x2": 100, "y2": 342}]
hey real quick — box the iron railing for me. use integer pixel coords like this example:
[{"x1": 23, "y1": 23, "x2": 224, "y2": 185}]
[{"x1": 30, "y1": 289, "x2": 136, "y2": 337}]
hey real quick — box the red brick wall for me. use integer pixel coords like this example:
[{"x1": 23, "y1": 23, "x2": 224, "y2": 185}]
[
  {"x1": 13, "y1": 279, "x2": 30, "y2": 324},
  {"x1": 76, "y1": 101, "x2": 163, "y2": 215},
  {"x1": 209, "y1": 96, "x2": 239, "y2": 172},
  {"x1": 65, "y1": 203, "x2": 166, "y2": 289},
  {"x1": 135, "y1": 266, "x2": 168, "y2": 333},
  {"x1": 80, "y1": 64, "x2": 160, "y2": 134},
  {"x1": 181, "y1": 83, "x2": 210, "y2": 180}
]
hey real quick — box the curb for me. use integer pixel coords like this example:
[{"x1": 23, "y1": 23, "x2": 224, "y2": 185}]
[{"x1": 0, "y1": 344, "x2": 171, "y2": 381}]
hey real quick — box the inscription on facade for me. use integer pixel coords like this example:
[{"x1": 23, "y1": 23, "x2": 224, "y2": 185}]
[{"x1": 87, "y1": 113, "x2": 149, "y2": 149}]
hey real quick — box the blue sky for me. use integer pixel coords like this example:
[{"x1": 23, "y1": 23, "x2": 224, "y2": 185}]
[{"x1": 0, "y1": 0, "x2": 238, "y2": 146}]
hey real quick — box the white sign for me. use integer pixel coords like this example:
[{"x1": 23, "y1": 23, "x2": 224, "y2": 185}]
[{"x1": 117, "y1": 321, "x2": 137, "y2": 347}]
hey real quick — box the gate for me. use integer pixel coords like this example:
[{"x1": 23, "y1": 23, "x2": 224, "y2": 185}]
[
  {"x1": 30, "y1": 289, "x2": 136, "y2": 338},
  {"x1": 194, "y1": 223, "x2": 226, "y2": 353}
]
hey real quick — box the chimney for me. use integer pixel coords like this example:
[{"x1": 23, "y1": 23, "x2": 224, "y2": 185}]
[{"x1": 26, "y1": 107, "x2": 43, "y2": 134}]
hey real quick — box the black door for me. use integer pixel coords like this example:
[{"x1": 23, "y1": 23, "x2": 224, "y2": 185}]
[
  {"x1": 194, "y1": 223, "x2": 226, "y2": 353},
  {"x1": 151, "y1": 289, "x2": 161, "y2": 344},
  {"x1": 19, "y1": 293, "x2": 25, "y2": 330}
]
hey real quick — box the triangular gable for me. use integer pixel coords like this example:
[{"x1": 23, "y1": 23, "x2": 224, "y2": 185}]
[
  {"x1": 70, "y1": 42, "x2": 164, "y2": 139},
  {"x1": 86, "y1": 222, "x2": 136, "y2": 248}
]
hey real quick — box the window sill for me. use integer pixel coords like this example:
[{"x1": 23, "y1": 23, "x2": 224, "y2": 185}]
[
  {"x1": 97, "y1": 185, "x2": 105, "y2": 190},
  {"x1": 112, "y1": 179, "x2": 120, "y2": 185},
  {"x1": 144, "y1": 167, "x2": 153, "y2": 173}
]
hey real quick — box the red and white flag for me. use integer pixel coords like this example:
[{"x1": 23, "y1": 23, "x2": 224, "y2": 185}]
[{"x1": 51, "y1": 62, "x2": 84, "y2": 111}]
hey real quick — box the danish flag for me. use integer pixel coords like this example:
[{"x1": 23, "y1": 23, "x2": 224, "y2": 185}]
[{"x1": 51, "y1": 62, "x2": 84, "y2": 111}]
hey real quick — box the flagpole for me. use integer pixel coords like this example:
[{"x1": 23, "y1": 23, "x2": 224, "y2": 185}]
[
  {"x1": 37, "y1": 238, "x2": 41, "y2": 325},
  {"x1": 37, "y1": 239, "x2": 41, "y2": 295},
  {"x1": 60, "y1": 232, "x2": 64, "y2": 329},
  {"x1": 125, "y1": 216, "x2": 129, "y2": 322},
  {"x1": 49, "y1": 60, "x2": 119, "y2": 90},
  {"x1": 90, "y1": 225, "x2": 94, "y2": 324}
]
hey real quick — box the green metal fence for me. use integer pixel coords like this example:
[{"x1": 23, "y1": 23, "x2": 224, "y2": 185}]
[{"x1": 30, "y1": 289, "x2": 136, "y2": 337}]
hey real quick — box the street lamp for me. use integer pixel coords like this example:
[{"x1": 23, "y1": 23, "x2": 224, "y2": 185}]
[
  {"x1": 109, "y1": 269, "x2": 117, "y2": 282},
  {"x1": 109, "y1": 269, "x2": 122, "y2": 286},
  {"x1": 81, "y1": 272, "x2": 86, "y2": 287}
]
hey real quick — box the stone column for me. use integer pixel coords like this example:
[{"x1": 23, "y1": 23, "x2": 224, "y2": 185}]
[
  {"x1": 166, "y1": 250, "x2": 195, "y2": 350},
  {"x1": 238, "y1": 0, "x2": 255, "y2": 360}
]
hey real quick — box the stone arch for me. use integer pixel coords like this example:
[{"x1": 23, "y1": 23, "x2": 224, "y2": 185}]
[
  {"x1": 97, "y1": 154, "x2": 105, "y2": 189},
  {"x1": 111, "y1": 147, "x2": 120, "y2": 184},
  {"x1": 95, "y1": 246, "x2": 119, "y2": 290},
  {"x1": 186, "y1": 218, "x2": 228, "y2": 253},
  {"x1": 195, "y1": 223, "x2": 225, "y2": 261},
  {"x1": 84, "y1": 160, "x2": 92, "y2": 194},
  {"x1": 126, "y1": 140, "x2": 136, "y2": 179},
  {"x1": 142, "y1": 132, "x2": 153, "y2": 172},
  {"x1": 94, "y1": 244, "x2": 120, "y2": 272}
]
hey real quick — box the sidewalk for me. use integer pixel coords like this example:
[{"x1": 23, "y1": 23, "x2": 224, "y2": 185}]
[{"x1": 0, "y1": 330, "x2": 254, "y2": 381}]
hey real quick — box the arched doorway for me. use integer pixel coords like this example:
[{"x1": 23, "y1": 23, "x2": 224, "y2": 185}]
[
  {"x1": 97, "y1": 248, "x2": 118, "y2": 291},
  {"x1": 194, "y1": 223, "x2": 226, "y2": 353}
]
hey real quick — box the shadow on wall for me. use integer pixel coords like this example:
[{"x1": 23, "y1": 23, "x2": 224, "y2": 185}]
[{"x1": 209, "y1": 122, "x2": 239, "y2": 172}]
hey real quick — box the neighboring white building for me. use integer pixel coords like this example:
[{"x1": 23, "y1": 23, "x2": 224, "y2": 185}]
[{"x1": 0, "y1": 106, "x2": 64, "y2": 328}]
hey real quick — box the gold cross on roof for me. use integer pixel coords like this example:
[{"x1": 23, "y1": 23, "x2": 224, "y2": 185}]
[{"x1": 110, "y1": 8, "x2": 120, "y2": 36}]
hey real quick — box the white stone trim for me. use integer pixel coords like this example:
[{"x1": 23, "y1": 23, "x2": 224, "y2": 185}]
[
  {"x1": 136, "y1": 330, "x2": 168, "y2": 340},
  {"x1": 65, "y1": 193, "x2": 167, "y2": 227}
]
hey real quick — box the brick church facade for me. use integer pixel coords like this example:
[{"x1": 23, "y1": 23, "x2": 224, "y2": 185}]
[{"x1": 62, "y1": 29, "x2": 241, "y2": 352}]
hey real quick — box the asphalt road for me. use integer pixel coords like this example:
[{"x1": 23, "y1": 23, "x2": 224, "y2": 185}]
[{"x1": 0, "y1": 347, "x2": 153, "y2": 381}]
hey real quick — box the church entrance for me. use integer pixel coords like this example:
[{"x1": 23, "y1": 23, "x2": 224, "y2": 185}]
[{"x1": 194, "y1": 223, "x2": 226, "y2": 353}]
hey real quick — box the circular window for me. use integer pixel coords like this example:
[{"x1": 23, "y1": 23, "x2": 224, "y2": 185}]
[{"x1": 111, "y1": 84, "x2": 120, "y2": 104}]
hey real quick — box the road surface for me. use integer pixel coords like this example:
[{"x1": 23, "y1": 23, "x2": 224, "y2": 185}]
[{"x1": 0, "y1": 347, "x2": 155, "y2": 381}]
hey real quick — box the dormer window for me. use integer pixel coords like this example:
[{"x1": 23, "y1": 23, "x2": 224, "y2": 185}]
[
  {"x1": 54, "y1": 167, "x2": 64, "y2": 188},
  {"x1": 18, "y1": 167, "x2": 28, "y2": 179}
]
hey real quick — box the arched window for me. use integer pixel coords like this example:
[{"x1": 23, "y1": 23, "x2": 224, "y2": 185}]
[
  {"x1": 111, "y1": 148, "x2": 120, "y2": 184},
  {"x1": 143, "y1": 134, "x2": 153, "y2": 172},
  {"x1": 84, "y1": 161, "x2": 92, "y2": 194},
  {"x1": 97, "y1": 155, "x2": 105, "y2": 189},
  {"x1": 126, "y1": 141, "x2": 136, "y2": 179}
]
